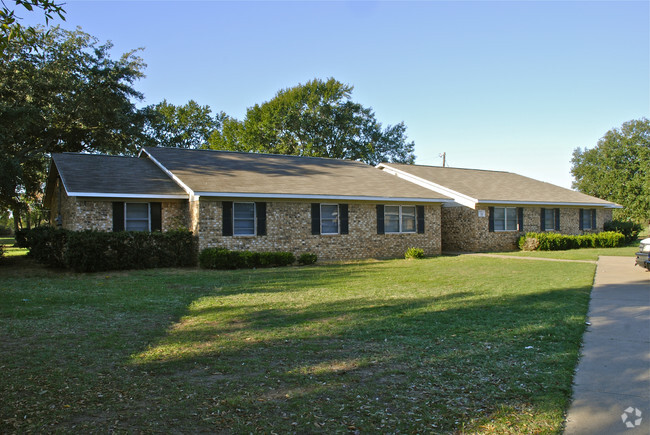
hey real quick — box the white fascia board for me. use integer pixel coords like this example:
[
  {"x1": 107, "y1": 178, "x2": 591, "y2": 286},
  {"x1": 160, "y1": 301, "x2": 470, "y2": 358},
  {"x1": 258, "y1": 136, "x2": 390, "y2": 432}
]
[
  {"x1": 195, "y1": 191, "x2": 452, "y2": 203},
  {"x1": 376, "y1": 164, "x2": 478, "y2": 208},
  {"x1": 476, "y1": 200, "x2": 622, "y2": 208},
  {"x1": 67, "y1": 192, "x2": 189, "y2": 199},
  {"x1": 140, "y1": 149, "x2": 196, "y2": 200}
]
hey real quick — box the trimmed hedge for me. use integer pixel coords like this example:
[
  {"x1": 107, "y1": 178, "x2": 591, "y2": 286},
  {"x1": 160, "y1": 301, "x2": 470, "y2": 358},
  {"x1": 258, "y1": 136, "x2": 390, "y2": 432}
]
[
  {"x1": 604, "y1": 220, "x2": 643, "y2": 244},
  {"x1": 199, "y1": 247, "x2": 296, "y2": 270},
  {"x1": 298, "y1": 253, "x2": 318, "y2": 265},
  {"x1": 19, "y1": 227, "x2": 197, "y2": 272},
  {"x1": 518, "y1": 231, "x2": 625, "y2": 251}
]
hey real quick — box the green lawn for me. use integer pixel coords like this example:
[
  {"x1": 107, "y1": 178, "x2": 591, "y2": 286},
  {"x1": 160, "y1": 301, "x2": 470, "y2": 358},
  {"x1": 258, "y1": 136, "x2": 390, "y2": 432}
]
[
  {"x1": 0, "y1": 255, "x2": 595, "y2": 433},
  {"x1": 493, "y1": 245, "x2": 639, "y2": 261},
  {"x1": 0, "y1": 237, "x2": 28, "y2": 258}
]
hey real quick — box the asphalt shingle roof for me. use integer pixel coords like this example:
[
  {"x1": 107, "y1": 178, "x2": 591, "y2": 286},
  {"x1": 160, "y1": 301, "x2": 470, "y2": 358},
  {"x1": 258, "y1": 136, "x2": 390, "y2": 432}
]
[
  {"x1": 52, "y1": 153, "x2": 188, "y2": 197},
  {"x1": 143, "y1": 147, "x2": 450, "y2": 201},
  {"x1": 380, "y1": 163, "x2": 617, "y2": 207}
]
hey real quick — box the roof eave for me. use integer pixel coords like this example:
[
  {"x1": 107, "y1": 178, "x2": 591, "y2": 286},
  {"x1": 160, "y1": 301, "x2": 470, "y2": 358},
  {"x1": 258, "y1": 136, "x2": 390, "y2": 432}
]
[{"x1": 195, "y1": 191, "x2": 452, "y2": 203}]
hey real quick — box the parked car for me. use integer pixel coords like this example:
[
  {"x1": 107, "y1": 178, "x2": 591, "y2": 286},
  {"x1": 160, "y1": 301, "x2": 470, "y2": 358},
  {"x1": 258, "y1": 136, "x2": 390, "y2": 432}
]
[{"x1": 635, "y1": 238, "x2": 650, "y2": 271}]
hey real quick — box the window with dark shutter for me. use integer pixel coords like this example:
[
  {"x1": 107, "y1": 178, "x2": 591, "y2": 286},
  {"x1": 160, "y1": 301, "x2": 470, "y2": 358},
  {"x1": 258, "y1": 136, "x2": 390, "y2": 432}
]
[
  {"x1": 339, "y1": 204, "x2": 349, "y2": 235},
  {"x1": 554, "y1": 208, "x2": 560, "y2": 231},
  {"x1": 488, "y1": 207, "x2": 495, "y2": 232},
  {"x1": 256, "y1": 202, "x2": 266, "y2": 236},
  {"x1": 579, "y1": 208, "x2": 584, "y2": 230},
  {"x1": 376, "y1": 205, "x2": 385, "y2": 234},
  {"x1": 113, "y1": 202, "x2": 125, "y2": 232},
  {"x1": 416, "y1": 205, "x2": 425, "y2": 234},
  {"x1": 150, "y1": 202, "x2": 162, "y2": 232},
  {"x1": 591, "y1": 209, "x2": 597, "y2": 230},
  {"x1": 222, "y1": 201, "x2": 233, "y2": 236},
  {"x1": 311, "y1": 203, "x2": 320, "y2": 235},
  {"x1": 540, "y1": 208, "x2": 546, "y2": 231}
]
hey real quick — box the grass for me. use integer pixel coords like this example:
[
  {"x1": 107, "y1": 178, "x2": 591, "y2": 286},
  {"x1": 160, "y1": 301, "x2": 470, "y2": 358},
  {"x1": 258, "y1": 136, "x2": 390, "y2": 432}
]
[
  {"x1": 0, "y1": 255, "x2": 596, "y2": 433},
  {"x1": 0, "y1": 237, "x2": 28, "y2": 258},
  {"x1": 493, "y1": 245, "x2": 639, "y2": 261}
]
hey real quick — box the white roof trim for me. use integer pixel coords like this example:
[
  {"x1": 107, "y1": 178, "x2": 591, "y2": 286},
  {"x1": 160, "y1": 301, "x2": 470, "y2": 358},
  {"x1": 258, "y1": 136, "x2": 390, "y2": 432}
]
[
  {"x1": 477, "y1": 200, "x2": 623, "y2": 208},
  {"x1": 66, "y1": 192, "x2": 189, "y2": 199},
  {"x1": 194, "y1": 191, "x2": 451, "y2": 203},
  {"x1": 377, "y1": 163, "x2": 477, "y2": 208},
  {"x1": 139, "y1": 148, "x2": 196, "y2": 200},
  {"x1": 377, "y1": 163, "x2": 621, "y2": 209}
]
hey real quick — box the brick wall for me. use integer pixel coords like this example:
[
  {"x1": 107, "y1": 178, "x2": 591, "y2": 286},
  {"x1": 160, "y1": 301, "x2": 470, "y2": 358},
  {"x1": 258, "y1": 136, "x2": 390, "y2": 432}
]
[
  {"x1": 442, "y1": 204, "x2": 614, "y2": 252},
  {"x1": 194, "y1": 199, "x2": 442, "y2": 260},
  {"x1": 50, "y1": 187, "x2": 189, "y2": 232}
]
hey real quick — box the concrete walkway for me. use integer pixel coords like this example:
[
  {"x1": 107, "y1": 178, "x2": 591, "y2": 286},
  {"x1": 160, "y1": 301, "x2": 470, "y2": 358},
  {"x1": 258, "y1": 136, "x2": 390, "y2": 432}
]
[{"x1": 564, "y1": 256, "x2": 650, "y2": 435}]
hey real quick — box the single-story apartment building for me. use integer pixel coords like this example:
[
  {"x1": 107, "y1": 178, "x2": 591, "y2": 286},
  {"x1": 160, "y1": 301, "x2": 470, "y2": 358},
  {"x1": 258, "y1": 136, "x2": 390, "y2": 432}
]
[
  {"x1": 44, "y1": 147, "x2": 451, "y2": 259},
  {"x1": 377, "y1": 163, "x2": 621, "y2": 252}
]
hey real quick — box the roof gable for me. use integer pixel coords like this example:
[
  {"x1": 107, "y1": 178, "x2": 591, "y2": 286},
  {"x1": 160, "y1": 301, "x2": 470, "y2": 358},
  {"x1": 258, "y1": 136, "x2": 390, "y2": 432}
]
[
  {"x1": 51, "y1": 153, "x2": 188, "y2": 198},
  {"x1": 143, "y1": 147, "x2": 451, "y2": 202},
  {"x1": 378, "y1": 163, "x2": 619, "y2": 208}
]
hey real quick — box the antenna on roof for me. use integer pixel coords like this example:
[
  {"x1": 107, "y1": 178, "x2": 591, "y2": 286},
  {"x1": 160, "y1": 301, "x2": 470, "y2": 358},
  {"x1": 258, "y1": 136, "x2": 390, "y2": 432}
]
[{"x1": 439, "y1": 152, "x2": 446, "y2": 167}]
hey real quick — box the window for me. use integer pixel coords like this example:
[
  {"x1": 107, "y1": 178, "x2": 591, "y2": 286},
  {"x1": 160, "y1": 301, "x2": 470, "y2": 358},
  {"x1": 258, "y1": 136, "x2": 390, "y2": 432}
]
[
  {"x1": 582, "y1": 209, "x2": 595, "y2": 230},
  {"x1": 320, "y1": 204, "x2": 339, "y2": 235},
  {"x1": 494, "y1": 207, "x2": 517, "y2": 231},
  {"x1": 544, "y1": 208, "x2": 555, "y2": 231},
  {"x1": 385, "y1": 205, "x2": 416, "y2": 233},
  {"x1": 233, "y1": 202, "x2": 256, "y2": 236},
  {"x1": 125, "y1": 203, "x2": 150, "y2": 231}
]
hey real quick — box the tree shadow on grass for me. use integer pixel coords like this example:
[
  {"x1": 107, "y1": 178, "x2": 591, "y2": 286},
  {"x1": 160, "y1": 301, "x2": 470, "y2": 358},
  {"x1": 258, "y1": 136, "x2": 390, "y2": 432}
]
[{"x1": 0, "y1": 258, "x2": 593, "y2": 433}]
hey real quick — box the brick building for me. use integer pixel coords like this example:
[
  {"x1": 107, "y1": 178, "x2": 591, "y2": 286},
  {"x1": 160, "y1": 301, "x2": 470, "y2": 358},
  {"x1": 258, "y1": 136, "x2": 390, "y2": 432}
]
[
  {"x1": 45, "y1": 148, "x2": 450, "y2": 260},
  {"x1": 377, "y1": 163, "x2": 620, "y2": 252}
]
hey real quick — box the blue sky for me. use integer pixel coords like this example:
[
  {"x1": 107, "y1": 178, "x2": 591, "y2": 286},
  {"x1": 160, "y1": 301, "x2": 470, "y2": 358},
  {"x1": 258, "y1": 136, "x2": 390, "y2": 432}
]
[{"x1": 23, "y1": 0, "x2": 650, "y2": 188}]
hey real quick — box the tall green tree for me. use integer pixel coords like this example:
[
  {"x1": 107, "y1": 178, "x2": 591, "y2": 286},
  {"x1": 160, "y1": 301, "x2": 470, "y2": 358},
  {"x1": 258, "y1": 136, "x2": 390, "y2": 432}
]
[
  {"x1": 141, "y1": 99, "x2": 224, "y2": 149},
  {"x1": 1, "y1": 0, "x2": 65, "y2": 54},
  {"x1": 208, "y1": 78, "x2": 416, "y2": 165},
  {"x1": 0, "y1": 26, "x2": 148, "y2": 231},
  {"x1": 571, "y1": 118, "x2": 650, "y2": 223}
]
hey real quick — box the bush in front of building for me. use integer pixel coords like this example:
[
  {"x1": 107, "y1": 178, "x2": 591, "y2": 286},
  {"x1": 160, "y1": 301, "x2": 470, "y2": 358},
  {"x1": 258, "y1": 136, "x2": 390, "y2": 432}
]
[
  {"x1": 404, "y1": 247, "x2": 425, "y2": 259},
  {"x1": 517, "y1": 231, "x2": 625, "y2": 251},
  {"x1": 604, "y1": 220, "x2": 644, "y2": 244},
  {"x1": 298, "y1": 253, "x2": 318, "y2": 265},
  {"x1": 199, "y1": 247, "x2": 296, "y2": 270},
  {"x1": 18, "y1": 227, "x2": 197, "y2": 272}
]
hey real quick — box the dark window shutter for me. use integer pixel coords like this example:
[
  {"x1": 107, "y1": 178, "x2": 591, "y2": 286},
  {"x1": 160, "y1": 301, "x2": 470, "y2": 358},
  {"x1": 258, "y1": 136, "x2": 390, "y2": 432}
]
[
  {"x1": 113, "y1": 202, "x2": 124, "y2": 232},
  {"x1": 591, "y1": 209, "x2": 597, "y2": 230},
  {"x1": 222, "y1": 201, "x2": 233, "y2": 236},
  {"x1": 579, "y1": 209, "x2": 584, "y2": 230},
  {"x1": 517, "y1": 207, "x2": 524, "y2": 232},
  {"x1": 339, "y1": 204, "x2": 349, "y2": 235},
  {"x1": 311, "y1": 203, "x2": 320, "y2": 235},
  {"x1": 150, "y1": 202, "x2": 162, "y2": 232},
  {"x1": 376, "y1": 204, "x2": 385, "y2": 234},
  {"x1": 416, "y1": 205, "x2": 425, "y2": 234},
  {"x1": 256, "y1": 202, "x2": 267, "y2": 236},
  {"x1": 488, "y1": 207, "x2": 495, "y2": 232},
  {"x1": 555, "y1": 208, "x2": 560, "y2": 231},
  {"x1": 540, "y1": 208, "x2": 546, "y2": 231}
]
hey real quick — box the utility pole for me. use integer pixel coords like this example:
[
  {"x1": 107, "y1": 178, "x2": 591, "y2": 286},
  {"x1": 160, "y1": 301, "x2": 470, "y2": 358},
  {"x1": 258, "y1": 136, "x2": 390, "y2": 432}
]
[{"x1": 439, "y1": 152, "x2": 446, "y2": 167}]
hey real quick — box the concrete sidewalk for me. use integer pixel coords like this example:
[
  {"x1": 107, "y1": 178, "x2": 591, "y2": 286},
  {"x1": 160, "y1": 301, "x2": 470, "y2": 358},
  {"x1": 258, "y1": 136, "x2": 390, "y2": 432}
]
[{"x1": 564, "y1": 256, "x2": 650, "y2": 435}]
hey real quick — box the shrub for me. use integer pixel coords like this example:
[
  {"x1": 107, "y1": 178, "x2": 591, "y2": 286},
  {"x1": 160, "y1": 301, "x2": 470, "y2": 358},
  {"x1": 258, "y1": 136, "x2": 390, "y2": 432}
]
[
  {"x1": 0, "y1": 243, "x2": 4, "y2": 259},
  {"x1": 19, "y1": 228, "x2": 197, "y2": 272},
  {"x1": 604, "y1": 220, "x2": 643, "y2": 244},
  {"x1": 405, "y1": 247, "x2": 425, "y2": 259},
  {"x1": 199, "y1": 248, "x2": 295, "y2": 269},
  {"x1": 298, "y1": 253, "x2": 318, "y2": 265},
  {"x1": 519, "y1": 231, "x2": 625, "y2": 251}
]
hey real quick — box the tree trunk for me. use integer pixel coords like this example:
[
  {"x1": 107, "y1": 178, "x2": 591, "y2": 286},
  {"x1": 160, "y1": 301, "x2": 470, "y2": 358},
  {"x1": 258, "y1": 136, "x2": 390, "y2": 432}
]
[{"x1": 12, "y1": 208, "x2": 22, "y2": 234}]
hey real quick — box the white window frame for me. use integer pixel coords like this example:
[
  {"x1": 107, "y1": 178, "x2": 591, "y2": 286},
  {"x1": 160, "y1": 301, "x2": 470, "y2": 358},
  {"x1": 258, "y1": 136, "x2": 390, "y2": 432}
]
[
  {"x1": 544, "y1": 208, "x2": 555, "y2": 232},
  {"x1": 494, "y1": 206, "x2": 517, "y2": 232},
  {"x1": 124, "y1": 202, "x2": 151, "y2": 232},
  {"x1": 385, "y1": 205, "x2": 417, "y2": 234},
  {"x1": 233, "y1": 202, "x2": 256, "y2": 236},
  {"x1": 320, "y1": 203, "x2": 339, "y2": 235}
]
